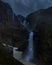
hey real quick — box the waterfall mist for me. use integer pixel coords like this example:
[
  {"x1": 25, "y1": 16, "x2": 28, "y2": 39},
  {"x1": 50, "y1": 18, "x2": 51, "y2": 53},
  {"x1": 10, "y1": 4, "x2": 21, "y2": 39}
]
[{"x1": 22, "y1": 32, "x2": 34, "y2": 62}]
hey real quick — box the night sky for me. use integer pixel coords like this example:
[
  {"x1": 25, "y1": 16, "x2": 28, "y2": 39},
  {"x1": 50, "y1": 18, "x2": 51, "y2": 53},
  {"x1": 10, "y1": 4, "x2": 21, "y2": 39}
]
[{"x1": 2, "y1": 0, "x2": 52, "y2": 16}]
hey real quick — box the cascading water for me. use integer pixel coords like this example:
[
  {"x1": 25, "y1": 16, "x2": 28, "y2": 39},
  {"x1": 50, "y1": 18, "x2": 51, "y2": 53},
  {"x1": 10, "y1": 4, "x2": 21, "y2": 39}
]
[
  {"x1": 17, "y1": 17, "x2": 34, "y2": 62},
  {"x1": 22, "y1": 32, "x2": 34, "y2": 62}
]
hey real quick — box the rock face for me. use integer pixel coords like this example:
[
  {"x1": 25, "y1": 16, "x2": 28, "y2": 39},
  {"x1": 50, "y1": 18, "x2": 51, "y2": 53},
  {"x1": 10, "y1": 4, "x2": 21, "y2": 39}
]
[
  {"x1": 26, "y1": 7, "x2": 52, "y2": 64},
  {"x1": 15, "y1": 15, "x2": 28, "y2": 51},
  {"x1": 0, "y1": 1, "x2": 28, "y2": 65},
  {"x1": 0, "y1": 0, "x2": 52, "y2": 65},
  {"x1": 0, "y1": 0, "x2": 28, "y2": 47},
  {"x1": 0, "y1": 0, "x2": 13, "y2": 44}
]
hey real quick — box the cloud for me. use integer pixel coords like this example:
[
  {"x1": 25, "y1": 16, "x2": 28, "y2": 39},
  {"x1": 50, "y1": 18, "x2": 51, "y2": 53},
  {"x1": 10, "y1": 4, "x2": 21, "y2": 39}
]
[{"x1": 2, "y1": 0, "x2": 52, "y2": 16}]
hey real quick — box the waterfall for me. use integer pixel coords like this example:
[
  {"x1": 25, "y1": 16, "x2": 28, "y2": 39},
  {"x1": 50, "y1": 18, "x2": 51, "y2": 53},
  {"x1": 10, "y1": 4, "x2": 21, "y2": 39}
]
[
  {"x1": 27, "y1": 32, "x2": 34, "y2": 61},
  {"x1": 22, "y1": 32, "x2": 34, "y2": 61}
]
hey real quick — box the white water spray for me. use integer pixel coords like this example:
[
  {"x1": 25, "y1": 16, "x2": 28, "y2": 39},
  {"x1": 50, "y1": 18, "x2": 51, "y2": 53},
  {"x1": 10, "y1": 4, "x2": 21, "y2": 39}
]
[{"x1": 23, "y1": 32, "x2": 34, "y2": 61}]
